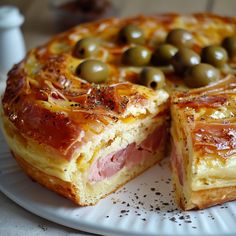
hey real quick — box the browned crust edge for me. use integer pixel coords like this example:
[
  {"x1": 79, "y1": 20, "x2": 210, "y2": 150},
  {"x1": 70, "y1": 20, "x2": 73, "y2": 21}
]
[
  {"x1": 12, "y1": 152, "x2": 81, "y2": 205},
  {"x1": 172, "y1": 166, "x2": 236, "y2": 210},
  {"x1": 191, "y1": 186, "x2": 236, "y2": 210}
]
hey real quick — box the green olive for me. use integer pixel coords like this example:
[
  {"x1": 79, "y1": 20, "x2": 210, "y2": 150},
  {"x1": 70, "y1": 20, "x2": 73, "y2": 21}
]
[
  {"x1": 201, "y1": 45, "x2": 228, "y2": 68},
  {"x1": 184, "y1": 63, "x2": 220, "y2": 88},
  {"x1": 119, "y1": 24, "x2": 145, "y2": 44},
  {"x1": 139, "y1": 67, "x2": 165, "y2": 90},
  {"x1": 74, "y1": 37, "x2": 99, "y2": 58},
  {"x1": 171, "y1": 48, "x2": 200, "y2": 74},
  {"x1": 152, "y1": 44, "x2": 178, "y2": 66},
  {"x1": 76, "y1": 59, "x2": 108, "y2": 83},
  {"x1": 222, "y1": 36, "x2": 236, "y2": 59},
  {"x1": 122, "y1": 46, "x2": 151, "y2": 66},
  {"x1": 166, "y1": 28, "x2": 194, "y2": 48}
]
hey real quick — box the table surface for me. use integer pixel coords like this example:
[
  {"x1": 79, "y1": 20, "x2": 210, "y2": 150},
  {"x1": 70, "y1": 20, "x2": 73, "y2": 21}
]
[{"x1": 0, "y1": 0, "x2": 236, "y2": 235}]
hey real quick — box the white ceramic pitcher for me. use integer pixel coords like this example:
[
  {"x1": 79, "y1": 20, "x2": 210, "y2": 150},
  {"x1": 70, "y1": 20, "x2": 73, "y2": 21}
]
[{"x1": 0, "y1": 6, "x2": 26, "y2": 75}]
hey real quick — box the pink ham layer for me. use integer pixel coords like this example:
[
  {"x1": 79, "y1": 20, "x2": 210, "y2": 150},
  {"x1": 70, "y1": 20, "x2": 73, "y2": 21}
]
[
  {"x1": 170, "y1": 140, "x2": 184, "y2": 186},
  {"x1": 89, "y1": 125, "x2": 166, "y2": 183}
]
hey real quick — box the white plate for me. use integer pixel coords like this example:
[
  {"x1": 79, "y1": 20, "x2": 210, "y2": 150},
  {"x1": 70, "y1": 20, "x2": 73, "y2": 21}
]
[{"x1": 0, "y1": 132, "x2": 236, "y2": 236}]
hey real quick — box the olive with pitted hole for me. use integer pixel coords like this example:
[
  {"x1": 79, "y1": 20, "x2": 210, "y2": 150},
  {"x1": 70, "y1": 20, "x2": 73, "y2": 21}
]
[
  {"x1": 139, "y1": 67, "x2": 165, "y2": 90},
  {"x1": 122, "y1": 46, "x2": 151, "y2": 66},
  {"x1": 184, "y1": 63, "x2": 220, "y2": 88},
  {"x1": 171, "y1": 48, "x2": 200, "y2": 74},
  {"x1": 74, "y1": 37, "x2": 99, "y2": 58},
  {"x1": 201, "y1": 45, "x2": 228, "y2": 68},
  {"x1": 119, "y1": 24, "x2": 145, "y2": 45},
  {"x1": 166, "y1": 28, "x2": 194, "y2": 48},
  {"x1": 76, "y1": 59, "x2": 108, "y2": 83},
  {"x1": 152, "y1": 44, "x2": 178, "y2": 66},
  {"x1": 222, "y1": 36, "x2": 236, "y2": 59}
]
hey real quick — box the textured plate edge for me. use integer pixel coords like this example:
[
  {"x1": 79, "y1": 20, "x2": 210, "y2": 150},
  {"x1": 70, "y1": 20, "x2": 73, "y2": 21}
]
[{"x1": 0, "y1": 184, "x2": 171, "y2": 236}]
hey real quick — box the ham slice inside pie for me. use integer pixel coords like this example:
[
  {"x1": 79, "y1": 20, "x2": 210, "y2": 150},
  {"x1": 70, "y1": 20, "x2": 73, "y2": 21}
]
[{"x1": 171, "y1": 75, "x2": 236, "y2": 210}]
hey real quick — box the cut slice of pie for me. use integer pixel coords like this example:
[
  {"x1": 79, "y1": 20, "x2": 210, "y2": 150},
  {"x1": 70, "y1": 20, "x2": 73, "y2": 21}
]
[{"x1": 171, "y1": 75, "x2": 236, "y2": 210}]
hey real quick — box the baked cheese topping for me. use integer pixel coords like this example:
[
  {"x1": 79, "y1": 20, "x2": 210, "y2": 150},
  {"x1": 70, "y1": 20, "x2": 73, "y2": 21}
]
[{"x1": 2, "y1": 13, "x2": 236, "y2": 159}]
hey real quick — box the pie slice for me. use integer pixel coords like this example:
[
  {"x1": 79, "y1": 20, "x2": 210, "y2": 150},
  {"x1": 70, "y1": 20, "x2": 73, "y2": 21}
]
[{"x1": 171, "y1": 75, "x2": 236, "y2": 210}]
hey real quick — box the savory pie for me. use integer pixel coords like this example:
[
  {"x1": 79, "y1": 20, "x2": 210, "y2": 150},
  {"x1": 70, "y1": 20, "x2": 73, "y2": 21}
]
[{"x1": 2, "y1": 13, "x2": 236, "y2": 209}]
